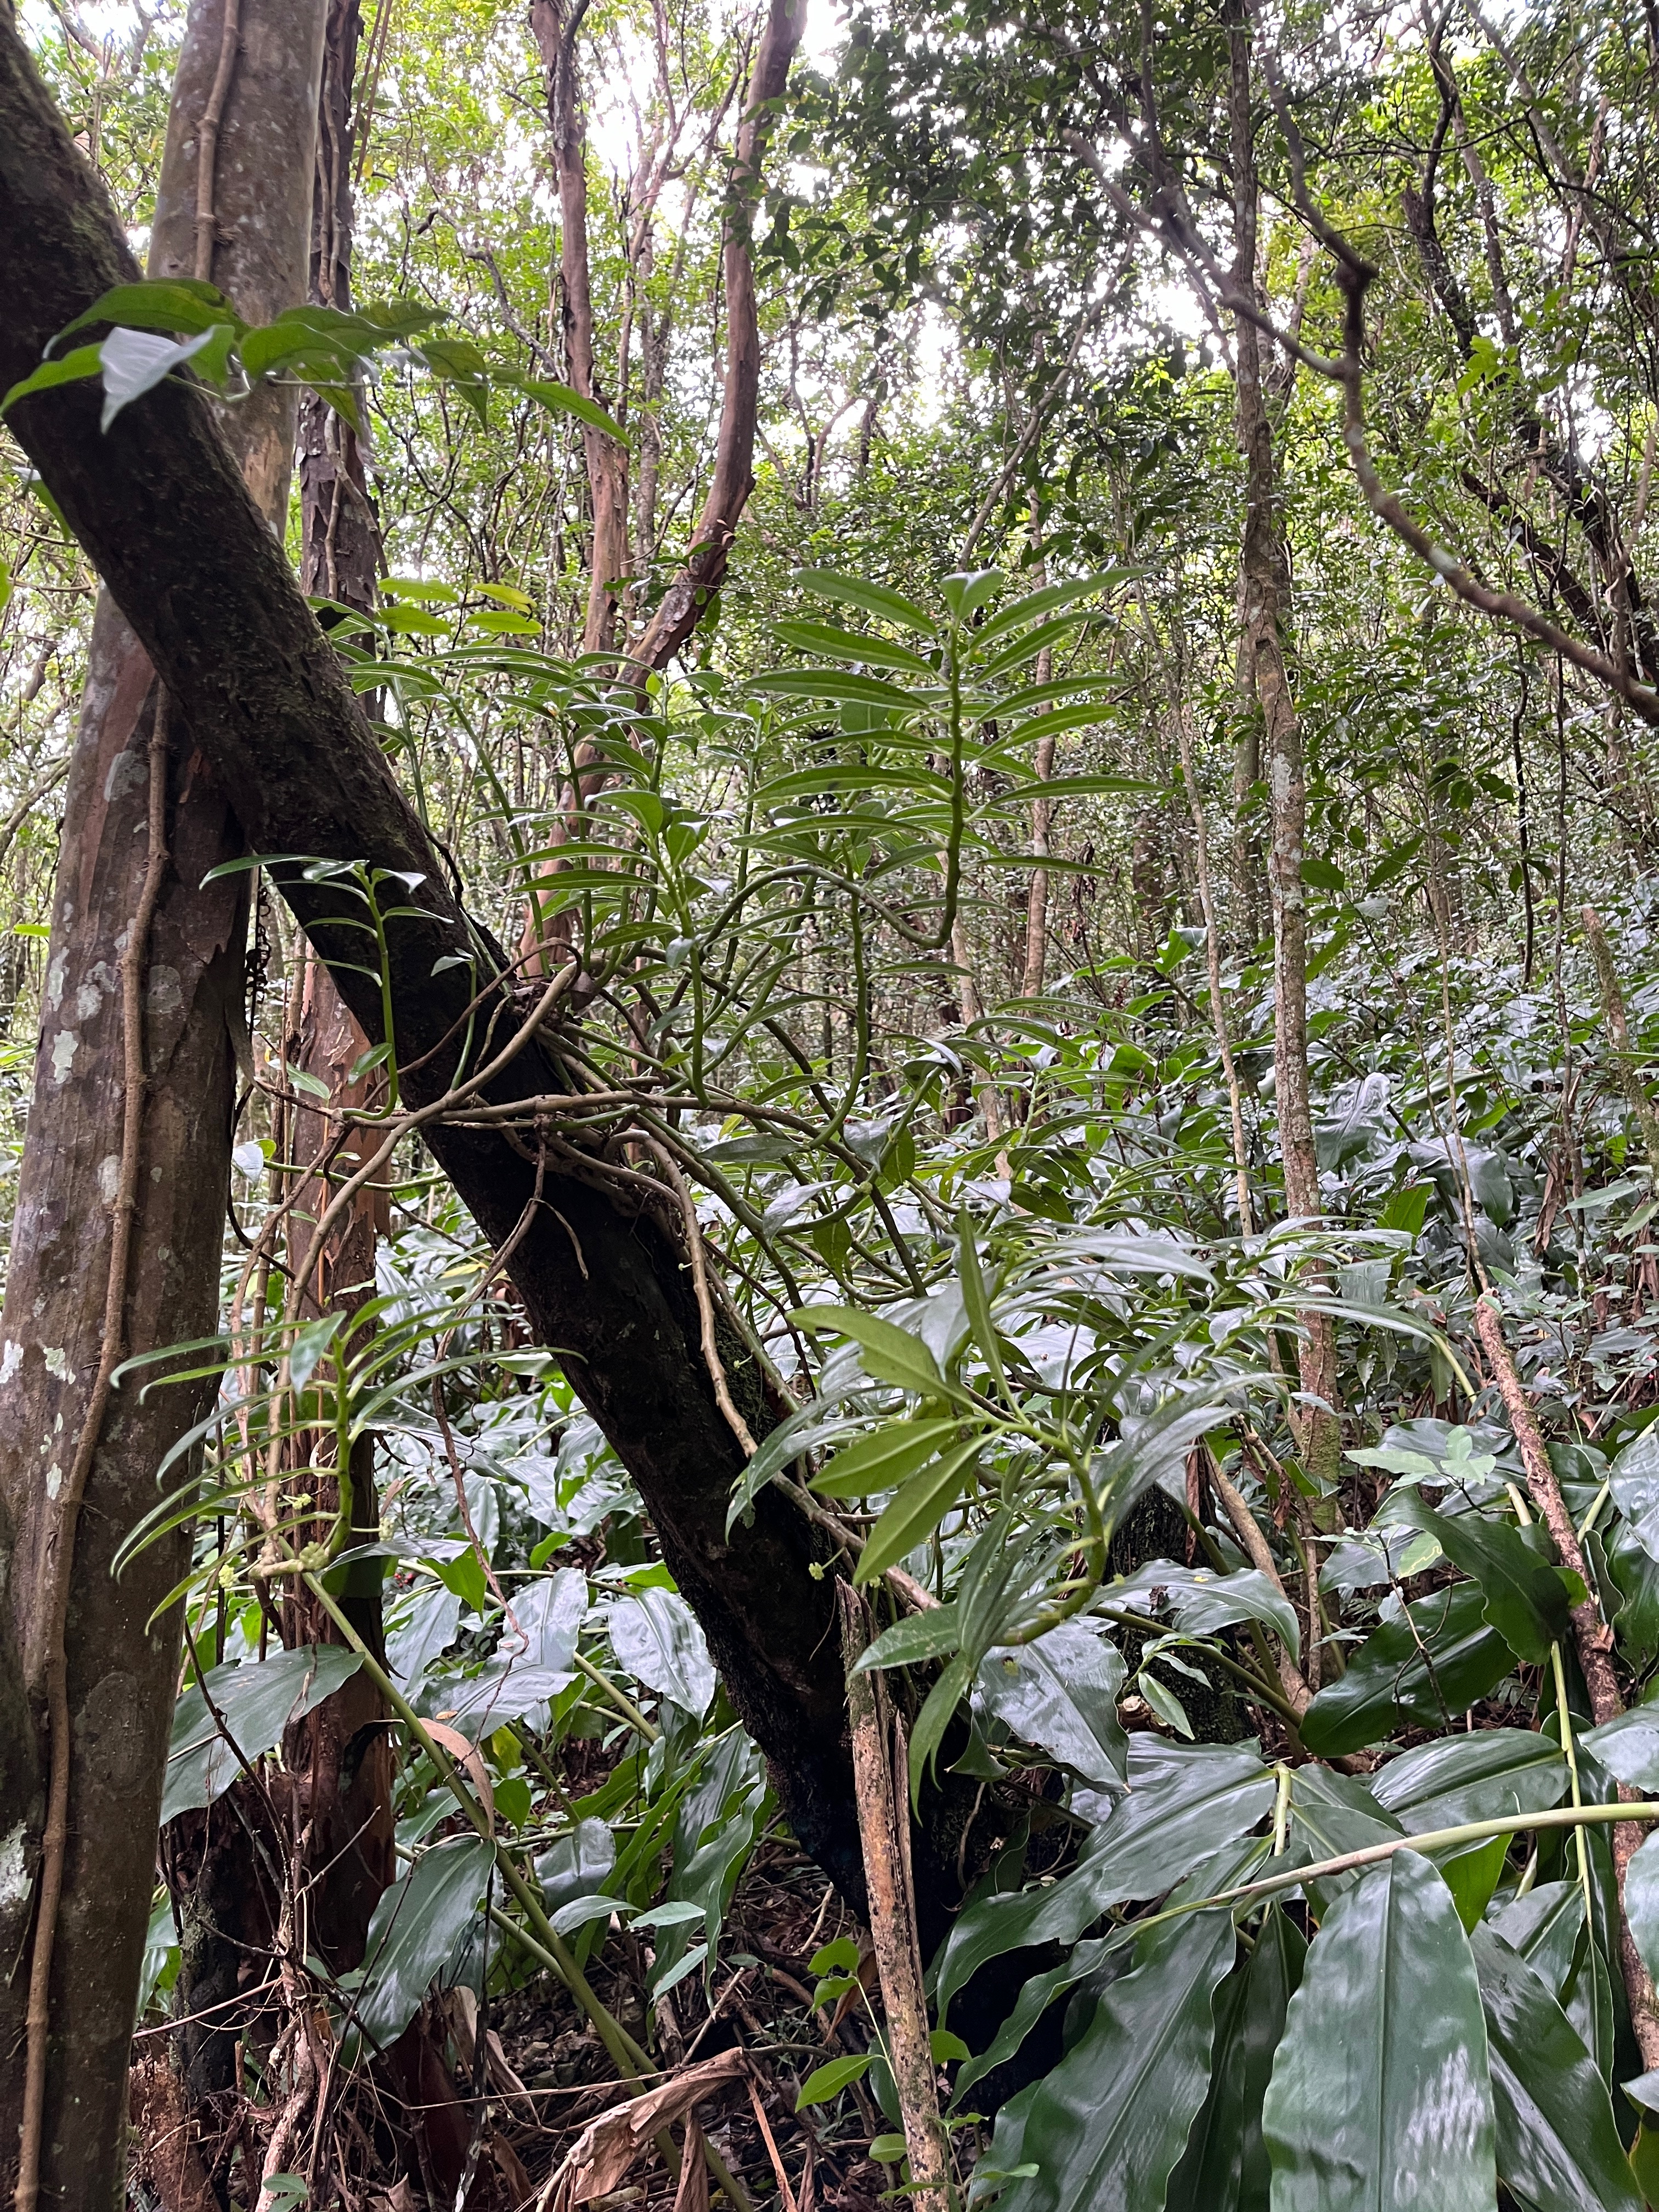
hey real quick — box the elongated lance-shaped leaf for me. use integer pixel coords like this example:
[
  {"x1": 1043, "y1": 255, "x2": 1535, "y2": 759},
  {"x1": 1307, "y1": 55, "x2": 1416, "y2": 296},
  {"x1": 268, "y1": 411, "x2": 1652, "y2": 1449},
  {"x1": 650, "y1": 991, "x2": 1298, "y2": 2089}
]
[
  {"x1": 854, "y1": 1432, "x2": 986, "y2": 1585},
  {"x1": 1471, "y1": 1925, "x2": 1643, "y2": 2212},
  {"x1": 794, "y1": 568, "x2": 938, "y2": 636},
  {"x1": 1167, "y1": 1904, "x2": 1306, "y2": 2212},
  {"x1": 997, "y1": 1910, "x2": 1237, "y2": 2212},
  {"x1": 1299, "y1": 1582, "x2": 1514, "y2": 1757},
  {"x1": 1262, "y1": 1849, "x2": 1497, "y2": 2211},
  {"x1": 812, "y1": 1415, "x2": 968, "y2": 1498},
  {"x1": 1390, "y1": 1491, "x2": 1577, "y2": 1663}
]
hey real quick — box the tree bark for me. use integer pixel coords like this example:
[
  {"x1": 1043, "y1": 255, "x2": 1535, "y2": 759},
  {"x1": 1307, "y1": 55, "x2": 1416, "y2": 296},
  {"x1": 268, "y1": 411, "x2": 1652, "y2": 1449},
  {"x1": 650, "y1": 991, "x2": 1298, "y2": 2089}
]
[
  {"x1": 0, "y1": 4, "x2": 325, "y2": 2203},
  {"x1": 0, "y1": 14, "x2": 896, "y2": 1943},
  {"x1": 531, "y1": 0, "x2": 631, "y2": 657},
  {"x1": 1226, "y1": 5, "x2": 1340, "y2": 1484},
  {"x1": 298, "y1": 0, "x2": 379, "y2": 608}
]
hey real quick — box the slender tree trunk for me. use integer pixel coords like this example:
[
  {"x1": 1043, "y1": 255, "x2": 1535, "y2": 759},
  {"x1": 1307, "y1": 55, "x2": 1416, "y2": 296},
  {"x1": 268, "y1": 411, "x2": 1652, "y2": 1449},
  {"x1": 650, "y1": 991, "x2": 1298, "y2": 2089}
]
[
  {"x1": 284, "y1": 0, "x2": 398, "y2": 1983},
  {"x1": 519, "y1": 0, "x2": 806, "y2": 969},
  {"x1": 532, "y1": 0, "x2": 630, "y2": 657},
  {"x1": 1227, "y1": 5, "x2": 1340, "y2": 1483},
  {"x1": 298, "y1": 0, "x2": 379, "y2": 607},
  {"x1": 1020, "y1": 503, "x2": 1054, "y2": 998},
  {"x1": 0, "y1": 5, "x2": 325, "y2": 2204}
]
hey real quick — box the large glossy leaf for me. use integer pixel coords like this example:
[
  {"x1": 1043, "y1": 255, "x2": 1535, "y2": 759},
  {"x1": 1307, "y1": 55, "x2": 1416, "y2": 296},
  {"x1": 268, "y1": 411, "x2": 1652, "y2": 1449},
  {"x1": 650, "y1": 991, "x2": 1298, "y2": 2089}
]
[
  {"x1": 1581, "y1": 1703, "x2": 1659, "y2": 1790},
  {"x1": 1372, "y1": 1728, "x2": 1568, "y2": 1833},
  {"x1": 1262, "y1": 1850, "x2": 1497, "y2": 2210},
  {"x1": 1622, "y1": 1829, "x2": 1659, "y2": 1988},
  {"x1": 1167, "y1": 1905, "x2": 1306, "y2": 2212},
  {"x1": 1471, "y1": 1925, "x2": 1643, "y2": 2212},
  {"x1": 608, "y1": 1588, "x2": 715, "y2": 1716},
  {"x1": 348, "y1": 1836, "x2": 493, "y2": 2053},
  {"x1": 1106, "y1": 1559, "x2": 1301, "y2": 1662},
  {"x1": 1283, "y1": 1766, "x2": 1402, "y2": 1913},
  {"x1": 1489, "y1": 1882, "x2": 1585, "y2": 2005},
  {"x1": 535, "y1": 1816, "x2": 616, "y2": 1916},
  {"x1": 949, "y1": 1937, "x2": 1116, "y2": 2108},
  {"x1": 1390, "y1": 1493, "x2": 1576, "y2": 1663},
  {"x1": 997, "y1": 1910, "x2": 1237, "y2": 2212},
  {"x1": 1298, "y1": 1582, "x2": 1514, "y2": 1757},
  {"x1": 812, "y1": 1416, "x2": 964, "y2": 1498},
  {"x1": 975, "y1": 1620, "x2": 1126, "y2": 1787},
  {"x1": 1609, "y1": 1424, "x2": 1659, "y2": 1565},
  {"x1": 934, "y1": 1736, "x2": 1273, "y2": 2019},
  {"x1": 161, "y1": 1645, "x2": 363, "y2": 1822}
]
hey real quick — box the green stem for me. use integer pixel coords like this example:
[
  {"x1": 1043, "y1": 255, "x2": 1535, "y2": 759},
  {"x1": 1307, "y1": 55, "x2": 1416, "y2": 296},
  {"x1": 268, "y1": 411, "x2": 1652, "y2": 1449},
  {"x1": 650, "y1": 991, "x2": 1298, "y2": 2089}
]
[
  {"x1": 573, "y1": 1646, "x2": 659, "y2": 1741},
  {"x1": 1550, "y1": 1640, "x2": 1595, "y2": 1917},
  {"x1": 1135, "y1": 1798, "x2": 1659, "y2": 1943}
]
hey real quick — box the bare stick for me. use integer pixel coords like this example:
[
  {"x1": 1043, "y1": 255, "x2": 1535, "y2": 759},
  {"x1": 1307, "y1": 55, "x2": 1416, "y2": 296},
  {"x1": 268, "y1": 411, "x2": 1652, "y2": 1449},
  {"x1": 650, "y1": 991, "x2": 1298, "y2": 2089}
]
[
  {"x1": 837, "y1": 1585, "x2": 952, "y2": 2212},
  {"x1": 1475, "y1": 1293, "x2": 1659, "y2": 2064}
]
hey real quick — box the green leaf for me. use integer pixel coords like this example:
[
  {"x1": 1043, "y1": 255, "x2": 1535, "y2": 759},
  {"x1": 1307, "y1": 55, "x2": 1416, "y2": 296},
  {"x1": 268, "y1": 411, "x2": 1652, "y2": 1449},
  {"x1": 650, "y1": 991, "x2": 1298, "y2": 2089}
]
[
  {"x1": 1489, "y1": 1881, "x2": 1585, "y2": 2005},
  {"x1": 795, "y1": 569, "x2": 937, "y2": 637},
  {"x1": 1166, "y1": 1904, "x2": 1306, "y2": 2212},
  {"x1": 941, "y1": 568, "x2": 1005, "y2": 622},
  {"x1": 975, "y1": 1621, "x2": 1125, "y2": 1788},
  {"x1": 956, "y1": 1218, "x2": 1010, "y2": 1399},
  {"x1": 1138, "y1": 1671, "x2": 1195, "y2": 1738},
  {"x1": 1283, "y1": 1764, "x2": 1403, "y2": 1914},
  {"x1": 1298, "y1": 1582, "x2": 1515, "y2": 1757},
  {"x1": 514, "y1": 375, "x2": 628, "y2": 442},
  {"x1": 1370, "y1": 1727, "x2": 1567, "y2": 1837},
  {"x1": 1108, "y1": 1559, "x2": 1301, "y2": 1662},
  {"x1": 417, "y1": 336, "x2": 489, "y2": 424},
  {"x1": 1391, "y1": 1492, "x2": 1575, "y2": 1664},
  {"x1": 796, "y1": 2055, "x2": 872, "y2": 2109},
  {"x1": 812, "y1": 1417, "x2": 964, "y2": 1498},
  {"x1": 791, "y1": 1305, "x2": 950, "y2": 1397},
  {"x1": 908, "y1": 1652, "x2": 975, "y2": 1803},
  {"x1": 1622, "y1": 1829, "x2": 1659, "y2": 1989},
  {"x1": 967, "y1": 571, "x2": 1138, "y2": 657},
  {"x1": 855, "y1": 1435, "x2": 986, "y2": 1586},
  {"x1": 950, "y1": 1939, "x2": 1114, "y2": 2109},
  {"x1": 608, "y1": 1587, "x2": 714, "y2": 1715},
  {"x1": 997, "y1": 1910, "x2": 1236, "y2": 2212},
  {"x1": 431, "y1": 1547, "x2": 487, "y2": 1615},
  {"x1": 161, "y1": 1645, "x2": 363, "y2": 1822},
  {"x1": 1471, "y1": 1926, "x2": 1644, "y2": 2212},
  {"x1": 934, "y1": 1737, "x2": 1273, "y2": 2021},
  {"x1": 54, "y1": 277, "x2": 239, "y2": 347},
  {"x1": 1262, "y1": 1850, "x2": 1497, "y2": 2210},
  {"x1": 747, "y1": 668, "x2": 926, "y2": 711},
  {"x1": 855, "y1": 1601, "x2": 962, "y2": 1673},
  {"x1": 772, "y1": 619, "x2": 938, "y2": 675},
  {"x1": 1, "y1": 341, "x2": 106, "y2": 417},
  {"x1": 1580, "y1": 1705, "x2": 1659, "y2": 1790},
  {"x1": 349, "y1": 1836, "x2": 493, "y2": 2053}
]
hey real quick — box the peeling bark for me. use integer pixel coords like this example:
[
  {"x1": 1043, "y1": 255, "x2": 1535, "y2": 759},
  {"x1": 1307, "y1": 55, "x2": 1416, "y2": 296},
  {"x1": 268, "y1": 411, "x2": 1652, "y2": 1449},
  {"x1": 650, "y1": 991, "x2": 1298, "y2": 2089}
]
[{"x1": 0, "y1": 6, "x2": 326, "y2": 2199}]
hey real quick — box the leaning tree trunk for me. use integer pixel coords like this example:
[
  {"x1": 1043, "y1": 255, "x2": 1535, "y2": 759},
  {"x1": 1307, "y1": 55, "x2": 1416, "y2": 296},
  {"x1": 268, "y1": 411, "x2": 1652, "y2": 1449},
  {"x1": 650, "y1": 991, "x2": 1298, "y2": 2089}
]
[
  {"x1": 1227, "y1": 3, "x2": 1340, "y2": 1489},
  {"x1": 0, "y1": 7, "x2": 325, "y2": 2204}
]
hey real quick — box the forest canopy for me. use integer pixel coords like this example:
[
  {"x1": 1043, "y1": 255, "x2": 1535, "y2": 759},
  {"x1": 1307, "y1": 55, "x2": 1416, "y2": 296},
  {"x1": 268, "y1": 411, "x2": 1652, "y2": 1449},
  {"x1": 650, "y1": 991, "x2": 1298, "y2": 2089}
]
[{"x1": 5, "y1": 0, "x2": 1659, "y2": 2207}]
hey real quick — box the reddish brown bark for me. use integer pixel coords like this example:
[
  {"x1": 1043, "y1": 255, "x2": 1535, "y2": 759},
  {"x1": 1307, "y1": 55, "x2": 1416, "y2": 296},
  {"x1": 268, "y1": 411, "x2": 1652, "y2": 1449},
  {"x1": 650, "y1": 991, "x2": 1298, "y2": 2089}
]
[
  {"x1": 531, "y1": 0, "x2": 631, "y2": 657},
  {"x1": 0, "y1": 6, "x2": 325, "y2": 2201}
]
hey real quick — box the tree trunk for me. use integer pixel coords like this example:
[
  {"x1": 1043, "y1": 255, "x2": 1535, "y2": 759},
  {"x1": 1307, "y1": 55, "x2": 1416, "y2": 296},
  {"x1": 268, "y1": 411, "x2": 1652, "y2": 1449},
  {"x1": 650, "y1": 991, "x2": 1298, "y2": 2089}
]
[
  {"x1": 531, "y1": 0, "x2": 630, "y2": 657},
  {"x1": 0, "y1": 5, "x2": 325, "y2": 2204},
  {"x1": 1227, "y1": 6, "x2": 1340, "y2": 1485},
  {"x1": 298, "y1": 0, "x2": 379, "y2": 607}
]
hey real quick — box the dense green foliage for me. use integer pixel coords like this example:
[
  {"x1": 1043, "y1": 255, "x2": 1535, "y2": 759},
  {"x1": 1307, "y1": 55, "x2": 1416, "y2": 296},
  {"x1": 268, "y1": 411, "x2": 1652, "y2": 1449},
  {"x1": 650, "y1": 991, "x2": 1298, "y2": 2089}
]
[{"x1": 14, "y1": 0, "x2": 1659, "y2": 2204}]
